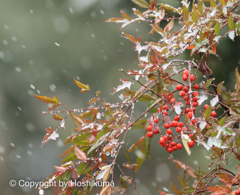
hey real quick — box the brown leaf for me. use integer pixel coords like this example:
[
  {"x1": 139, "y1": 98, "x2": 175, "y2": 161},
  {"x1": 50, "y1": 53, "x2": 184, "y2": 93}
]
[{"x1": 74, "y1": 145, "x2": 87, "y2": 160}]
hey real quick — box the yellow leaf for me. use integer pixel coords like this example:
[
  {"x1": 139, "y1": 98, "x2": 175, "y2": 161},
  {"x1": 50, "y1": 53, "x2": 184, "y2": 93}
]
[
  {"x1": 181, "y1": 134, "x2": 191, "y2": 155},
  {"x1": 34, "y1": 95, "x2": 59, "y2": 104}
]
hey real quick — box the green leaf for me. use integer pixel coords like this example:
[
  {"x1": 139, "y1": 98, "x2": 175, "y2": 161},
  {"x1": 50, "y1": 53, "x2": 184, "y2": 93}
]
[
  {"x1": 221, "y1": 91, "x2": 231, "y2": 103},
  {"x1": 205, "y1": 105, "x2": 212, "y2": 120},
  {"x1": 170, "y1": 182, "x2": 181, "y2": 194},
  {"x1": 128, "y1": 136, "x2": 145, "y2": 153},
  {"x1": 120, "y1": 176, "x2": 128, "y2": 189},
  {"x1": 123, "y1": 32, "x2": 137, "y2": 43},
  {"x1": 235, "y1": 137, "x2": 240, "y2": 149},
  {"x1": 120, "y1": 10, "x2": 131, "y2": 21},
  {"x1": 215, "y1": 21, "x2": 220, "y2": 36},
  {"x1": 217, "y1": 81, "x2": 224, "y2": 95},
  {"x1": 73, "y1": 78, "x2": 90, "y2": 92},
  {"x1": 219, "y1": 116, "x2": 226, "y2": 126},
  {"x1": 134, "y1": 145, "x2": 147, "y2": 172},
  {"x1": 178, "y1": 173, "x2": 187, "y2": 188},
  {"x1": 219, "y1": 0, "x2": 226, "y2": 5},
  {"x1": 228, "y1": 14, "x2": 234, "y2": 30},
  {"x1": 95, "y1": 129, "x2": 110, "y2": 143},
  {"x1": 78, "y1": 162, "x2": 88, "y2": 175},
  {"x1": 235, "y1": 23, "x2": 240, "y2": 29},
  {"x1": 72, "y1": 133, "x2": 92, "y2": 144},
  {"x1": 181, "y1": 187, "x2": 195, "y2": 194},
  {"x1": 70, "y1": 111, "x2": 83, "y2": 127},
  {"x1": 88, "y1": 98, "x2": 98, "y2": 104},
  {"x1": 210, "y1": 0, "x2": 216, "y2": 7},
  {"x1": 131, "y1": 0, "x2": 150, "y2": 9},
  {"x1": 130, "y1": 119, "x2": 147, "y2": 130},
  {"x1": 198, "y1": 1, "x2": 203, "y2": 14},
  {"x1": 206, "y1": 78, "x2": 214, "y2": 87},
  {"x1": 126, "y1": 145, "x2": 131, "y2": 164},
  {"x1": 182, "y1": 6, "x2": 189, "y2": 21},
  {"x1": 145, "y1": 136, "x2": 151, "y2": 160},
  {"x1": 34, "y1": 95, "x2": 59, "y2": 104},
  {"x1": 62, "y1": 152, "x2": 78, "y2": 164}
]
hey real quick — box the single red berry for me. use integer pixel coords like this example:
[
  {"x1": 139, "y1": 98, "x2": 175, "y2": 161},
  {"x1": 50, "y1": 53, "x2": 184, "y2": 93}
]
[
  {"x1": 147, "y1": 125, "x2": 152, "y2": 131},
  {"x1": 182, "y1": 74, "x2": 188, "y2": 81},
  {"x1": 163, "y1": 105, "x2": 169, "y2": 110},
  {"x1": 178, "y1": 122, "x2": 184, "y2": 127},
  {"x1": 187, "y1": 112, "x2": 193, "y2": 119},
  {"x1": 147, "y1": 132, "x2": 153, "y2": 138},
  {"x1": 211, "y1": 111, "x2": 217, "y2": 117},
  {"x1": 188, "y1": 140, "x2": 195, "y2": 148},
  {"x1": 191, "y1": 119, "x2": 195, "y2": 124},
  {"x1": 192, "y1": 97, "x2": 198, "y2": 102},
  {"x1": 171, "y1": 121, "x2": 178, "y2": 127},
  {"x1": 183, "y1": 86, "x2": 189, "y2": 93},
  {"x1": 170, "y1": 142, "x2": 176, "y2": 146},
  {"x1": 163, "y1": 135, "x2": 168, "y2": 141},
  {"x1": 157, "y1": 108, "x2": 160, "y2": 113},
  {"x1": 194, "y1": 84, "x2": 199, "y2": 90},
  {"x1": 193, "y1": 91, "x2": 199, "y2": 97},
  {"x1": 166, "y1": 129, "x2": 172, "y2": 135},
  {"x1": 186, "y1": 101, "x2": 190, "y2": 105},
  {"x1": 190, "y1": 74, "x2": 195, "y2": 82},
  {"x1": 153, "y1": 129, "x2": 159, "y2": 134},
  {"x1": 171, "y1": 98, "x2": 176, "y2": 103},
  {"x1": 167, "y1": 147, "x2": 173, "y2": 153},
  {"x1": 172, "y1": 146, "x2": 178, "y2": 151},
  {"x1": 235, "y1": 190, "x2": 240, "y2": 195},
  {"x1": 183, "y1": 69, "x2": 189, "y2": 76},
  {"x1": 204, "y1": 104, "x2": 209, "y2": 110},
  {"x1": 193, "y1": 102, "x2": 198, "y2": 107},
  {"x1": 177, "y1": 143, "x2": 183, "y2": 149},
  {"x1": 183, "y1": 96, "x2": 189, "y2": 101},
  {"x1": 176, "y1": 127, "x2": 182, "y2": 133},
  {"x1": 180, "y1": 91, "x2": 186, "y2": 97},
  {"x1": 164, "y1": 123, "x2": 170, "y2": 129},
  {"x1": 159, "y1": 137, "x2": 165, "y2": 144},
  {"x1": 168, "y1": 135, "x2": 173, "y2": 140},
  {"x1": 154, "y1": 118, "x2": 159, "y2": 123},
  {"x1": 189, "y1": 134, "x2": 193, "y2": 138},
  {"x1": 160, "y1": 142, "x2": 166, "y2": 147},
  {"x1": 193, "y1": 107, "x2": 196, "y2": 114},
  {"x1": 176, "y1": 85, "x2": 183, "y2": 91},
  {"x1": 163, "y1": 111, "x2": 168, "y2": 116},
  {"x1": 174, "y1": 116, "x2": 180, "y2": 121}
]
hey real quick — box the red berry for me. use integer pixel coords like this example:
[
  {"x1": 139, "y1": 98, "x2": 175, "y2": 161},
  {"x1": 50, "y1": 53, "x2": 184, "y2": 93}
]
[
  {"x1": 157, "y1": 108, "x2": 160, "y2": 113},
  {"x1": 194, "y1": 84, "x2": 199, "y2": 90},
  {"x1": 178, "y1": 122, "x2": 184, "y2": 127},
  {"x1": 176, "y1": 85, "x2": 183, "y2": 91},
  {"x1": 176, "y1": 127, "x2": 182, "y2": 133},
  {"x1": 183, "y1": 87, "x2": 189, "y2": 93},
  {"x1": 153, "y1": 129, "x2": 159, "y2": 134},
  {"x1": 166, "y1": 129, "x2": 172, "y2": 135},
  {"x1": 163, "y1": 111, "x2": 168, "y2": 116},
  {"x1": 171, "y1": 121, "x2": 178, "y2": 127},
  {"x1": 179, "y1": 91, "x2": 186, "y2": 97},
  {"x1": 204, "y1": 104, "x2": 209, "y2": 110},
  {"x1": 185, "y1": 101, "x2": 190, "y2": 105},
  {"x1": 174, "y1": 116, "x2": 180, "y2": 121},
  {"x1": 193, "y1": 91, "x2": 199, "y2": 97},
  {"x1": 211, "y1": 111, "x2": 217, "y2": 117},
  {"x1": 154, "y1": 118, "x2": 159, "y2": 123},
  {"x1": 192, "y1": 97, "x2": 198, "y2": 102},
  {"x1": 167, "y1": 148, "x2": 173, "y2": 153},
  {"x1": 164, "y1": 123, "x2": 170, "y2": 129},
  {"x1": 163, "y1": 105, "x2": 169, "y2": 110},
  {"x1": 187, "y1": 112, "x2": 193, "y2": 119},
  {"x1": 163, "y1": 135, "x2": 168, "y2": 141},
  {"x1": 160, "y1": 142, "x2": 166, "y2": 147},
  {"x1": 189, "y1": 134, "x2": 193, "y2": 138},
  {"x1": 147, "y1": 132, "x2": 153, "y2": 138},
  {"x1": 147, "y1": 125, "x2": 152, "y2": 131},
  {"x1": 159, "y1": 137, "x2": 165, "y2": 144},
  {"x1": 168, "y1": 135, "x2": 173, "y2": 140},
  {"x1": 183, "y1": 96, "x2": 189, "y2": 101},
  {"x1": 171, "y1": 98, "x2": 176, "y2": 103},
  {"x1": 183, "y1": 128, "x2": 187, "y2": 131},
  {"x1": 185, "y1": 108, "x2": 190, "y2": 113},
  {"x1": 193, "y1": 102, "x2": 198, "y2": 107},
  {"x1": 172, "y1": 146, "x2": 178, "y2": 151},
  {"x1": 235, "y1": 190, "x2": 240, "y2": 195},
  {"x1": 177, "y1": 143, "x2": 182, "y2": 149},
  {"x1": 183, "y1": 69, "x2": 189, "y2": 76},
  {"x1": 182, "y1": 74, "x2": 188, "y2": 81},
  {"x1": 190, "y1": 74, "x2": 195, "y2": 82},
  {"x1": 188, "y1": 141, "x2": 195, "y2": 148},
  {"x1": 170, "y1": 142, "x2": 176, "y2": 146}
]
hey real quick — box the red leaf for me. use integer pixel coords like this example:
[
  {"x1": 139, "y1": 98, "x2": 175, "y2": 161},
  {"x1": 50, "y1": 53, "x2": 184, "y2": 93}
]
[
  {"x1": 72, "y1": 168, "x2": 78, "y2": 180},
  {"x1": 187, "y1": 45, "x2": 195, "y2": 49},
  {"x1": 53, "y1": 114, "x2": 63, "y2": 121},
  {"x1": 212, "y1": 43, "x2": 217, "y2": 53},
  {"x1": 34, "y1": 95, "x2": 59, "y2": 104},
  {"x1": 74, "y1": 145, "x2": 87, "y2": 160}
]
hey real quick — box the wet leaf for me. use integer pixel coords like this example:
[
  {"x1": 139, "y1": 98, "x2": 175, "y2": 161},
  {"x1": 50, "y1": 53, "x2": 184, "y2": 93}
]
[
  {"x1": 215, "y1": 173, "x2": 232, "y2": 184},
  {"x1": 53, "y1": 114, "x2": 63, "y2": 121},
  {"x1": 128, "y1": 136, "x2": 145, "y2": 152},
  {"x1": 120, "y1": 176, "x2": 128, "y2": 189},
  {"x1": 131, "y1": 0, "x2": 150, "y2": 9},
  {"x1": 228, "y1": 14, "x2": 234, "y2": 30},
  {"x1": 205, "y1": 105, "x2": 212, "y2": 120},
  {"x1": 70, "y1": 111, "x2": 83, "y2": 127},
  {"x1": 88, "y1": 98, "x2": 98, "y2": 104},
  {"x1": 74, "y1": 145, "x2": 87, "y2": 160},
  {"x1": 217, "y1": 82, "x2": 224, "y2": 95},
  {"x1": 120, "y1": 10, "x2": 131, "y2": 21},
  {"x1": 35, "y1": 95, "x2": 59, "y2": 104},
  {"x1": 215, "y1": 21, "x2": 220, "y2": 36},
  {"x1": 134, "y1": 145, "x2": 147, "y2": 172},
  {"x1": 73, "y1": 78, "x2": 90, "y2": 92}
]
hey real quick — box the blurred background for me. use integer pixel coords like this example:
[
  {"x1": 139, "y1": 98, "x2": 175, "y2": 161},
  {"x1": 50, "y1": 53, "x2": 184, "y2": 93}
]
[{"x1": 0, "y1": 0, "x2": 239, "y2": 194}]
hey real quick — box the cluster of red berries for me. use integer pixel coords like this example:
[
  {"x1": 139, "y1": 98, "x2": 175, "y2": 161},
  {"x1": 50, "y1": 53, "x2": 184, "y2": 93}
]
[
  {"x1": 146, "y1": 118, "x2": 160, "y2": 138},
  {"x1": 203, "y1": 104, "x2": 217, "y2": 117}
]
